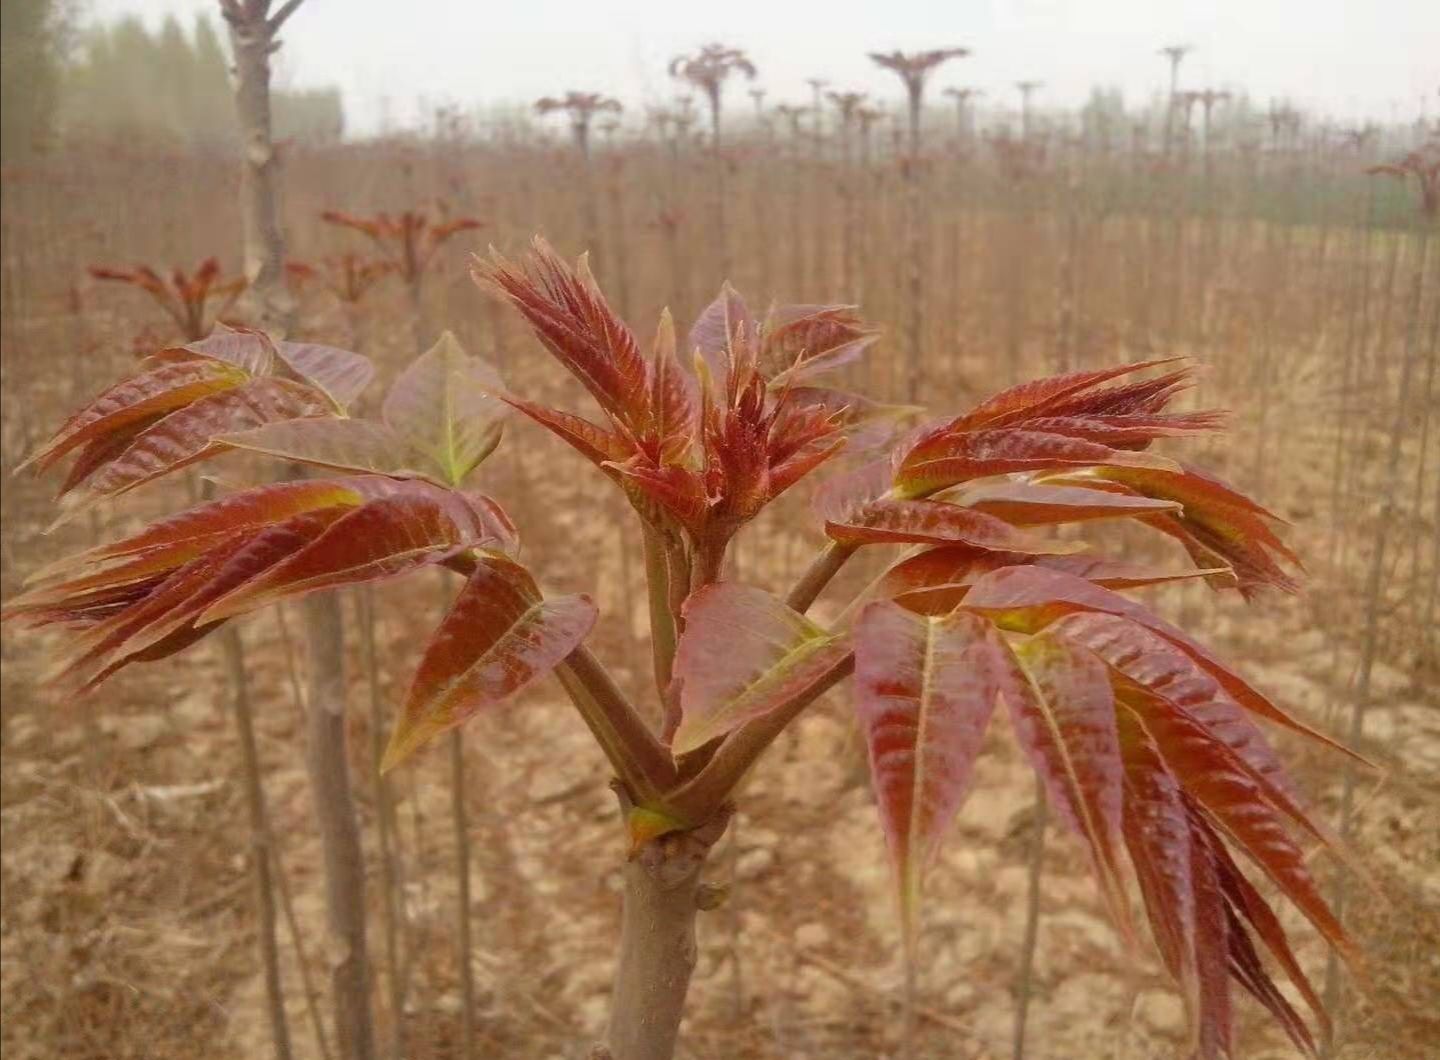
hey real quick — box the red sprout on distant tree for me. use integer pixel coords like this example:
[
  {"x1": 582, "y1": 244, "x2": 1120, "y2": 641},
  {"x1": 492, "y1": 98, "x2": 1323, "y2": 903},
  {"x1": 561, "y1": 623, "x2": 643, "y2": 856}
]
[
  {"x1": 286, "y1": 254, "x2": 397, "y2": 306},
  {"x1": 88, "y1": 258, "x2": 247, "y2": 342},
  {"x1": 668, "y1": 43, "x2": 757, "y2": 148},
  {"x1": 320, "y1": 209, "x2": 484, "y2": 289},
  {"x1": 535, "y1": 91, "x2": 624, "y2": 159},
  {"x1": 869, "y1": 48, "x2": 970, "y2": 156},
  {"x1": 1367, "y1": 141, "x2": 1440, "y2": 220}
]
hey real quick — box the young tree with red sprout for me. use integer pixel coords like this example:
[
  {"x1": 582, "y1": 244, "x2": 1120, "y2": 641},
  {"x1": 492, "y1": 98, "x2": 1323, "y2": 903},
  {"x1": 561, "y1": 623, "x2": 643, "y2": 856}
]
[
  {"x1": 1159, "y1": 44, "x2": 1194, "y2": 156},
  {"x1": 535, "y1": 91, "x2": 623, "y2": 160},
  {"x1": 321, "y1": 208, "x2": 483, "y2": 345},
  {"x1": 7, "y1": 239, "x2": 1364, "y2": 1060},
  {"x1": 943, "y1": 86, "x2": 984, "y2": 149},
  {"x1": 869, "y1": 48, "x2": 970, "y2": 157},
  {"x1": 668, "y1": 42, "x2": 756, "y2": 150},
  {"x1": 89, "y1": 259, "x2": 246, "y2": 342},
  {"x1": 286, "y1": 255, "x2": 397, "y2": 349},
  {"x1": 1014, "y1": 80, "x2": 1044, "y2": 141},
  {"x1": 1368, "y1": 142, "x2": 1440, "y2": 219}
]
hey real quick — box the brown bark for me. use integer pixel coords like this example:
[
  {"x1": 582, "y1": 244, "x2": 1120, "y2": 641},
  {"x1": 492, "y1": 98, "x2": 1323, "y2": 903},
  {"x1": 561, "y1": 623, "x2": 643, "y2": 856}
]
[
  {"x1": 603, "y1": 790, "x2": 730, "y2": 1060},
  {"x1": 222, "y1": 0, "x2": 298, "y2": 335},
  {"x1": 304, "y1": 591, "x2": 378, "y2": 1060},
  {"x1": 222, "y1": 7, "x2": 377, "y2": 1056},
  {"x1": 223, "y1": 626, "x2": 294, "y2": 1060}
]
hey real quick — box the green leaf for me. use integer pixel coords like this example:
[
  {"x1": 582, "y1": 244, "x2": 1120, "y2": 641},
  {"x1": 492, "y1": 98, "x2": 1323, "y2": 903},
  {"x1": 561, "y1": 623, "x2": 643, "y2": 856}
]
[
  {"x1": 381, "y1": 330, "x2": 508, "y2": 486},
  {"x1": 218, "y1": 417, "x2": 418, "y2": 478}
]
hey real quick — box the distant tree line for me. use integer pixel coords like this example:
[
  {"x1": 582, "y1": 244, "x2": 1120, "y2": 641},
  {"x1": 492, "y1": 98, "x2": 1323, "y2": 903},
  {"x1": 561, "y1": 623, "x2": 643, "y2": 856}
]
[{"x1": 1, "y1": 3, "x2": 343, "y2": 162}]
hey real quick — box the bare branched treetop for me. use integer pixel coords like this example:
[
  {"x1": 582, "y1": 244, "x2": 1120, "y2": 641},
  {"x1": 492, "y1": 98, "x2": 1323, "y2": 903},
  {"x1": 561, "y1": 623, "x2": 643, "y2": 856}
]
[
  {"x1": 1158, "y1": 43, "x2": 1193, "y2": 63},
  {"x1": 535, "y1": 91, "x2": 623, "y2": 157},
  {"x1": 868, "y1": 48, "x2": 969, "y2": 104},
  {"x1": 668, "y1": 43, "x2": 757, "y2": 105},
  {"x1": 772, "y1": 103, "x2": 812, "y2": 136},
  {"x1": 826, "y1": 91, "x2": 867, "y2": 124},
  {"x1": 535, "y1": 92, "x2": 623, "y2": 119},
  {"x1": 944, "y1": 86, "x2": 984, "y2": 103}
]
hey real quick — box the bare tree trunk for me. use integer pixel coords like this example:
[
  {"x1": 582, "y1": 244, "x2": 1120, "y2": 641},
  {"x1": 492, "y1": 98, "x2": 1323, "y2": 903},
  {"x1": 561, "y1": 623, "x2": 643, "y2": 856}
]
[
  {"x1": 223, "y1": 7, "x2": 377, "y2": 1058},
  {"x1": 450, "y1": 731, "x2": 478, "y2": 1059},
  {"x1": 223, "y1": 626, "x2": 294, "y2": 1060},
  {"x1": 223, "y1": 0, "x2": 297, "y2": 334},
  {"x1": 1012, "y1": 780, "x2": 1049, "y2": 1060},
  {"x1": 360, "y1": 588, "x2": 406, "y2": 1060},
  {"x1": 305, "y1": 591, "x2": 378, "y2": 1060},
  {"x1": 602, "y1": 793, "x2": 730, "y2": 1060}
]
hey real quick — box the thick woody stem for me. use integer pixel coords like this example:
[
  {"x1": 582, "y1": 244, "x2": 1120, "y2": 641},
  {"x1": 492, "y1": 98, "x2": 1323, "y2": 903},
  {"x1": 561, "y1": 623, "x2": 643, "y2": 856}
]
[
  {"x1": 303, "y1": 591, "x2": 377, "y2": 1060},
  {"x1": 603, "y1": 788, "x2": 731, "y2": 1060},
  {"x1": 558, "y1": 646, "x2": 677, "y2": 797},
  {"x1": 667, "y1": 655, "x2": 854, "y2": 822},
  {"x1": 785, "y1": 541, "x2": 857, "y2": 614},
  {"x1": 223, "y1": 627, "x2": 295, "y2": 1060},
  {"x1": 642, "y1": 524, "x2": 678, "y2": 705}
]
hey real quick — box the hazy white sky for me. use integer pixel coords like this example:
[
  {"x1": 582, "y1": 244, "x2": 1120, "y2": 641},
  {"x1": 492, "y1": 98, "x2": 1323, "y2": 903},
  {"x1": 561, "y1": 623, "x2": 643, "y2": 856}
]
[{"x1": 87, "y1": 0, "x2": 1439, "y2": 134}]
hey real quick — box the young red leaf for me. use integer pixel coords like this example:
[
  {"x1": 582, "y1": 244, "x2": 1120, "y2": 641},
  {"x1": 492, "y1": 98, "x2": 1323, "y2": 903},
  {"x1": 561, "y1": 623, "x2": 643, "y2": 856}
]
[
  {"x1": 1222, "y1": 900, "x2": 1318, "y2": 1057},
  {"x1": 165, "y1": 324, "x2": 276, "y2": 376},
  {"x1": 687, "y1": 282, "x2": 755, "y2": 384},
  {"x1": 1117, "y1": 708, "x2": 1201, "y2": 1043},
  {"x1": 1119, "y1": 686, "x2": 1359, "y2": 966},
  {"x1": 895, "y1": 426, "x2": 1178, "y2": 498},
  {"x1": 1076, "y1": 464, "x2": 1300, "y2": 596},
  {"x1": 1049, "y1": 611, "x2": 1313, "y2": 818},
  {"x1": 647, "y1": 307, "x2": 699, "y2": 464},
  {"x1": 380, "y1": 330, "x2": 508, "y2": 485},
  {"x1": 953, "y1": 358, "x2": 1182, "y2": 430},
  {"x1": 54, "y1": 378, "x2": 331, "y2": 518},
  {"x1": 383, "y1": 556, "x2": 597, "y2": 770},
  {"x1": 998, "y1": 631, "x2": 1134, "y2": 940},
  {"x1": 52, "y1": 506, "x2": 352, "y2": 691},
  {"x1": 763, "y1": 303, "x2": 879, "y2": 386},
  {"x1": 1196, "y1": 811, "x2": 1330, "y2": 1047},
  {"x1": 196, "y1": 485, "x2": 511, "y2": 624},
  {"x1": 785, "y1": 387, "x2": 921, "y2": 452},
  {"x1": 478, "y1": 239, "x2": 650, "y2": 435},
  {"x1": 1003, "y1": 411, "x2": 1224, "y2": 450},
  {"x1": 672, "y1": 584, "x2": 849, "y2": 754},
  {"x1": 274, "y1": 340, "x2": 376, "y2": 410},
  {"x1": 961, "y1": 565, "x2": 1359, "y2": 760},
  {"x1": 881, "y1": 547, "x2": 1215, "y2": 616},
  {"x1": 19, "y1": 360, "x2": 248, "y2": 475},
  {"x1": 853, "y1": 602, "x2": 1005, "y2": 953},
  {"x1": 957, "y1": 481, "x2": 1180, "y2": 525},
  {"x1": 1187, "y1": 808, "x2": 1237, "y2": 1060},
  {"x1": 25, "y1": 477, "x2": 384, "y2": 582},
  {"x1": 512, "y1": 397, "x2": 630, "y2": 465},
  {"x1": 826, "y1": 498, "x2": 1086, "y2": 553}
]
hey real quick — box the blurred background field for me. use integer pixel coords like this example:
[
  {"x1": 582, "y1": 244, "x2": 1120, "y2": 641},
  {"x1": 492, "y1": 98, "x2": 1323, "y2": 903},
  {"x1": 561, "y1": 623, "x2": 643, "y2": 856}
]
[{"x1": 1, "y1": 3, "x2": 1438, "y2": 1058}]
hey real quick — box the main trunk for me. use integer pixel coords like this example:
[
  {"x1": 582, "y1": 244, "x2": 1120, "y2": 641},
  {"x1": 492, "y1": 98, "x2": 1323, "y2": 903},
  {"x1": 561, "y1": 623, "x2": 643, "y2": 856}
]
[
  {"x1": 304, "y1": 592, "x2": 377, "y2": 1060},
  {"x1": 227, "y1": 11, "x2": 294, "y2": 333},
  {"x1": 602, "y1": 802, "x2": 730, "y2": 1060}
]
